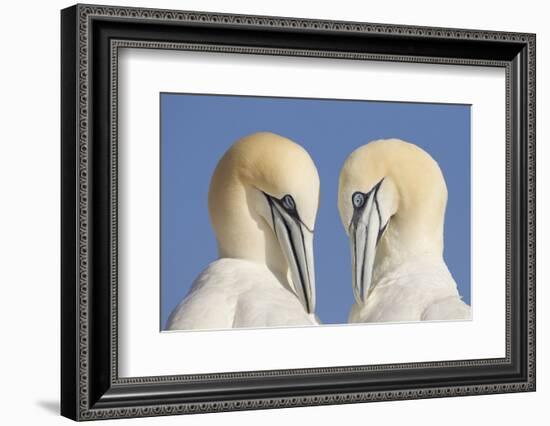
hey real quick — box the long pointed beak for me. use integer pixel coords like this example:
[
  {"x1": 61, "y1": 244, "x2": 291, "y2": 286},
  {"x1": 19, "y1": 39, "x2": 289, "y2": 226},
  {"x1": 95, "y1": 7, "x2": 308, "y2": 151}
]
[
  {"x1": 349, "y1": 193, "x2": 381, "y2": 305},
  {"x1": 271, "y1": 204, "x2": 316, "y2": 314}
]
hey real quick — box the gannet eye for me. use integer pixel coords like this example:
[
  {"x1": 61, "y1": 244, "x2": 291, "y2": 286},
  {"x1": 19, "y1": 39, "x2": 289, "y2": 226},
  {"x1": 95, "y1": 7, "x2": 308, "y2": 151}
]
[
  {"x1": 352, "y1": 192, "x2": 365, "y2": 209},
  {"x1": 282, "y1": 194, "x2": 296, "y2": 210}
]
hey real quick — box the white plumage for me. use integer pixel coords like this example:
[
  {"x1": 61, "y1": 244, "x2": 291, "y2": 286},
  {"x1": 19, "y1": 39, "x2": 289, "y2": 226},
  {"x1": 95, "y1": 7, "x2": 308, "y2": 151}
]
[
  {"x1": 166, "y1": 259, "x2": 318, "y2": 330},
  {"x1": 166, "y1": 132, "x2": 320, "y2": 331},
  {"x1": 348, "y1": 258, "x2": 470, "y2": 323}
]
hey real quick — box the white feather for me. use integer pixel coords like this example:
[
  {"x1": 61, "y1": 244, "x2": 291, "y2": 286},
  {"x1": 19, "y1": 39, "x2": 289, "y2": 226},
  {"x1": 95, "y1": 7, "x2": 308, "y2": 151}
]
[
  {"x1": 166, "y1": 258, "x2": 318, "y2": 330},
  {"x1": 348, "y1": 258, "x2": 471, "y2": 323}
]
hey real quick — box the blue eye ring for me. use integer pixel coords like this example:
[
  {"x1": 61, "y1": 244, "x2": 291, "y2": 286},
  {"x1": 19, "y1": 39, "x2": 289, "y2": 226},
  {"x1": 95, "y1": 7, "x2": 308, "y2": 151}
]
[
  {"x1": 282, "y1": 194, "x2": 295, "y2": 210},
  {"x1": 352, "y1": 192, "x2": 365, "y2": 209}
]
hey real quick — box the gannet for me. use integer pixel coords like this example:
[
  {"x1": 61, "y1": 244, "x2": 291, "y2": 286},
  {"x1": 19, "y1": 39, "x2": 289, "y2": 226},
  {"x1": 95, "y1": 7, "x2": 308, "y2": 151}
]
[
  {"x1": 338, "y1": 139, "x2": 471, "y2": 323},
  {"x1": 166, "y1": 132, "x2": 320, "y2": 330}
]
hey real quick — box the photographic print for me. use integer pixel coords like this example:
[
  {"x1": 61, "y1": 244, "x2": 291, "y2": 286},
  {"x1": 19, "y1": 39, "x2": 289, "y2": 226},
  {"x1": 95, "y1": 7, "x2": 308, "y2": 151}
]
[
  {"x1": 160, "y1": 94, "x2": 471, "y2": 331},
  {"x1": 61, "y1": 6, "x2": 535, "y2": 419}
]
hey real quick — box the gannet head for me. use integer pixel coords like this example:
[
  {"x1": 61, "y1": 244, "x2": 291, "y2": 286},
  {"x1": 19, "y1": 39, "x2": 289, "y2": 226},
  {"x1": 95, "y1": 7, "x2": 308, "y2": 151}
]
[
  {"x1": 209, "y1": 132, "x2": 320, "y2": 314},
  {"x1": 338, "y1": 139, "x2": 447, "y2": 305}
]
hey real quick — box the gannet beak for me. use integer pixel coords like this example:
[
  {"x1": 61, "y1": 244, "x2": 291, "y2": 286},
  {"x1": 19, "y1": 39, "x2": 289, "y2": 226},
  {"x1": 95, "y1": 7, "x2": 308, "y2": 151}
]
[
  {"x1": 349, "y1": 180, "x2": 387, "y2": 305},
  {"x1": 266, "y1": 194, "x2": 316, "y2": 314}
]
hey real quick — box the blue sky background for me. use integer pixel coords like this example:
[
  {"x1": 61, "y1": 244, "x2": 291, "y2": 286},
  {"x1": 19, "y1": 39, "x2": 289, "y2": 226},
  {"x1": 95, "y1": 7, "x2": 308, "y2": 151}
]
[{"x1": 160, "y1": 93, "x2": 471, "y2": 329}]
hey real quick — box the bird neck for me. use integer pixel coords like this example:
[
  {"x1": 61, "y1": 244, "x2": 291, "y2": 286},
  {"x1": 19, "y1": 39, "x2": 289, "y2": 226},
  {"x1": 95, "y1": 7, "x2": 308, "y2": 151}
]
[
  {"x1": 211, "y1": 182, "x2": 291, "y2": 288},
  {"x1": 373, "y1": 213, "x2": 445, "y2": 283}
]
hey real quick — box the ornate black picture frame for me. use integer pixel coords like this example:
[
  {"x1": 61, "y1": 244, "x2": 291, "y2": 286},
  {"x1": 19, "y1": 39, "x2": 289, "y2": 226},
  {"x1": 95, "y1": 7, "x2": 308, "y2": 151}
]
[{"x1": 61, "y1": 3, "x2": 536, "y2": 421}]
